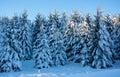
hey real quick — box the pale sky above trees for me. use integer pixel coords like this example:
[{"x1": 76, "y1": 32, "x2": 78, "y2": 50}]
[{"x1": 0, "y1": 0, "x2": 120, "y2": 19}]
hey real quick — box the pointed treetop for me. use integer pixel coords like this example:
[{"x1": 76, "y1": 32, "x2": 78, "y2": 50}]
[
  {"x1": 54, "y1": 9, "x2": 58, "y2": 15},
  {"x1": 86, "y1": 13, "x2": 90, "y2": 17},
  {"x1": 86, "y1": 13, "x2": 91, "y2": 23},
  {"x1": 97, "y1": 6, "x2": 102, "y2": 17},
  {"x1": 13, "y1": 13, "x2": 18, "y2": 20},
  {"x1": 62, "y1": 12, "x2": 67, "y2": 18},
  {"x1": 22, "y1": 9, "x2": 28, "y2": 19},
  {"x1": 2, "y1": 16, "x2": 9, "y2": 23},
  {"x1": 49, "y1": 11, "x2": 53, "y2": 19},
  {"x1": 36, "y1": 13, "x2": 44, "y2": 20},
  {"x1": 53, "y1": 10, "x2": 59, "y2": 19}
]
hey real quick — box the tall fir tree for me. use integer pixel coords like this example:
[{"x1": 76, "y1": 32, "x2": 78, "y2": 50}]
[
  {"x1": 112, "y1": 15, "x2": 120, "y2": 59},
  {"x1": 10, "y1": 15, "x2": 22, "y2": 71},
  {"x1": 103, "y1": 15, "x2": 118, "y2": 60},
  {"x1": 52, "y1": 29, "x2": 67, "y2": 66},
  {"x1": 0, "y1": 17, "x2": 10, "y2": 72},
  {"x1": 49, "y1": 11, "x2": 59, "y2": 58},
  {"x1": 91, "y1": 8, "x2": 113, "y2": 68},
  {"x1": 32, "y1": 13, "x2": 44, "y2": 57},
  {"x1": 32, "y1": 14, "x2": 43, "y2": 47},
  {"x1": 0, "y1": 16, "x2": 21, "y2": 72},
  {"x1": 33, "y1": 14, "x2": 53, "y2": 69},
  {"x1": 74, "y1": 20, "x2": 90, "y2": 66},
  {"x1": 85, "y1": 13, "x2": 97, "y2": 65},
  {"x1": 19, "y1": 10, "x2": 32, "y2": 60},
  {"x1": 49, "y1": 11, "x2": 67, "y2": 66},
  {"x1": 0, "y1": 17, "x2": 13, "y2": 72},
  {"x1": 64, "y1": 11, "x2": 83, "y2": 61},
  {"x1": 64, "y1": 22, "x2": 75, "y2": 61}
]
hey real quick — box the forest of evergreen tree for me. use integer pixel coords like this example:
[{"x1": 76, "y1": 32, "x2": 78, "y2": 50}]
[{"x1": 0, "y1": 8, "x2": 120, "y2": 72}]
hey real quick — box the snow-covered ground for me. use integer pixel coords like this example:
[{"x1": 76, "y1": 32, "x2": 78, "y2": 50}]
[{"x1": 0, "y1": 60, "x2": 120, "y2": 77}]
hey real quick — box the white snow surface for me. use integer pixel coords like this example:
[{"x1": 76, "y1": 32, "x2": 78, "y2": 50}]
[{"x1": 0, "y1": 60, "x2": 120, "y2": 77}]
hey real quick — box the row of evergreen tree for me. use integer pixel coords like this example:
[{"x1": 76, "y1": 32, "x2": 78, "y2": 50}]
[{"x1": 0, "y1": 9, "x2": 120, "y2": 72}]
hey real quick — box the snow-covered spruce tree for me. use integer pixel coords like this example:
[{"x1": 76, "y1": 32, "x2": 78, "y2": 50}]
[
  {"x1": 103, "y1": 15, "x2": 118, "y2": 60},
  {"x1": 64, "y1": 22, "x2": 75, "y2": 61},
  {"x1": 64, "y1": 11, "x2": 83, "y2": 61},
  {"x1": 73, "y1": 20, "x2": 90, "y2": 66},
  {"x1": 91, "y1": 8, "x2": 113, "y2": 68},
  {"x1": 0, "y1": 17, "x2": 12, "y2": 72},
  {"x1": 49, "y1": 11, "x2": 67, "y2": 66},
  {"x1": 9, "y1": 14, "x2": 22, "y2": 71},
  {"x1": 19, "y1": 10, "x2": 32, "y2": 60},
  {"x1": 33, "y1": 14, "x2": 53, "y2": 69},
  {"x1": 85, "y1": 13, "x2": 98, "y2": 65},
  {"x1": 32, "y1": 13, "x2": 43, "y2": 46},
  {"x1": 52, "y1": 29, "x2": 67, "y2": 66},
  {"x1": 0, "y1": 16, "x2": 21, "y2": 72},
  {"x1": 32, "y1": 13, "x2": 44, "y2": 57},
  {"x1": 111, "y1": 15, "x2": 120, "y2": 59},
  {"x1": 86, "y1": 13, "x2": 96, "y2": 51}
]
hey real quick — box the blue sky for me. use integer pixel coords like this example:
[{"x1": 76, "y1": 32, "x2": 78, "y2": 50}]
[{"x1": 0, "y1": 0, "x2": 120, "y2": 19}]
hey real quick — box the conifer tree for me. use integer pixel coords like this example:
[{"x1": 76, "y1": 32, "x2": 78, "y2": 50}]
[
  {"x1": 0, "y1": 17, "x2": 13, "y2": 72},
  {"x1": 52, "y1": 29, "x2": 67, "y2": 66},
  {"x1": 10, "y1": 15, "x2": 22, "y2": 71},
  {"x1": 0, "y1": 16, "x2": 21, "y2": 72},
  {"x1": 48, "y1": 11, "x2": 67, "y2": 66},
  {"x1": 64, "y1": 22, "x2": 76, "y2": 61},
  {"x1": 0, "y1": 17, "x2": 10, "y2": 72},
  {"x1": 85, "y1": 13, "x2": 97, "y2": 65},
  {"x1": 32, "y1": 13, "x2": 43, "y2": 46},
  {"x1": 33, "y1": 15, "x2": 53, "y2": 68},
  {"x1": 91, "y1": 8, "x2": 113, "y2": 68},
  {"x1": 19, "y1": 10, "x2": 32, "y2": 60},
  {"x1": 74, "y1": 20, "x2": 90, "y2": 66},
  {"x1": 112, "y1": 15, "x2": 120, "y2": 59},
  {"x1": 103, "y1": 15, "x2": 118, "y2": 60},
  {"x1": 32, "y1": 13, "x2": 44, "y2": 57},
  {"x1": 64, "y1": 11, "x2": 82, "y2": 61}
]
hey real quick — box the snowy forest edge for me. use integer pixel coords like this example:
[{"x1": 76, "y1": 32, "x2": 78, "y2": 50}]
[{"x1": 0, "y1": 8, "x2": 120, "y2": 73}]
